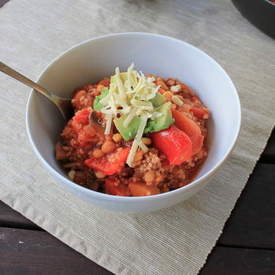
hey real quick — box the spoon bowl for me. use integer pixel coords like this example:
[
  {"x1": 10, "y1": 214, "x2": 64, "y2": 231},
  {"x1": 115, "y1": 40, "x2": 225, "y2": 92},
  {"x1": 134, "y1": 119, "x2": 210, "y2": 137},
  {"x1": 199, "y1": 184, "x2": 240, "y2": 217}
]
[{"x1": 0, "y1": 61, "x2": 73, "y2": 121}]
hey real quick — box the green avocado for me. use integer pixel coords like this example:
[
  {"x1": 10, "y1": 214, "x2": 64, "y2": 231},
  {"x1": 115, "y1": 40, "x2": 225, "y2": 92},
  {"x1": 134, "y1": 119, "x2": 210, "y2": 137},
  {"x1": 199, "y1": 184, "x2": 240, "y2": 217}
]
[
  {"x1": 114, "y1": 102, "x2": 173, "y2": 141},
  {"x1": 144, "y1": 102, "x2": 174, "y2": 133},
  {"x1": 114, "y1": 115, "x2": 141, "y2": 141},
  {"x1": 150, "y1": 93, "x2": 166, "y2": 107},
  {"x1": 93, "y1": 88, "x2": 109, "y2": 111}
]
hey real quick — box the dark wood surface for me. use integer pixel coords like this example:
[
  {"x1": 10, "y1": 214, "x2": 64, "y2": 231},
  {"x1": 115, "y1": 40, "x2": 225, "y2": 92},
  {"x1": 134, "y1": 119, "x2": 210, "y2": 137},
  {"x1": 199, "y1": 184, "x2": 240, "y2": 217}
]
[{"x1": 1, "y1": 1, "x2": 274, "y2": 274}]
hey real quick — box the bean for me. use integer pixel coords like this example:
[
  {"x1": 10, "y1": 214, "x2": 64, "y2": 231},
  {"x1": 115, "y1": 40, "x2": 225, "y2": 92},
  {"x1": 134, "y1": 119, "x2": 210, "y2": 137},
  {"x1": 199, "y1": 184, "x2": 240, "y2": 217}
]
[
  {"x1": 68, "y1": 170, "x2": 75, "y2": 180},
  {"x1": 93, "y1": 149, "x2": 104, "y2": 158},
  {"x1": 101, "y1": 140, "x2": 116, "y2": 154},
  {"x1": 134, "y1": 150, "x2": 143, "y2": 162},
  {"x1": 144, "y1": 170, "x2": 155, "y2": 184},
  {"x1": 95, "y1": 171, "x2": 106, "y2": 179},
  {"x1": 112, "y1": 133, "x2": 122, "y2": 143},
  {"x1": 141, "y1": 137, "x2": 151, "y2": 145}
]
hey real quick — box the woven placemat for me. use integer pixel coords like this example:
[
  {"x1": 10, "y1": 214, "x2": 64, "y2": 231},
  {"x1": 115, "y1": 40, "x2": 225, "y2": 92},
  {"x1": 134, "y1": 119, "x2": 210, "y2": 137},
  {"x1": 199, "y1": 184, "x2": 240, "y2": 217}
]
[{"x1": 0, "y1": 0, "x2": 274, "y2": 274}]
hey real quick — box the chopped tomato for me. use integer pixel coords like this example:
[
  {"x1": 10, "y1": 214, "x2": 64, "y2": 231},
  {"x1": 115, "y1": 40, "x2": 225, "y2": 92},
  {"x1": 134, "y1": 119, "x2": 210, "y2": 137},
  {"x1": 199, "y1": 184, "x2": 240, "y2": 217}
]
[
  {"x1": 98, "y1": 78, "x2": 110, "y2": 87},
  {"x1": 129, "y1": 182, "x2": 160, "y2": 196},
  {"x1": 77, "y1": 125, "x2": 96, "y2": 146},
  {"x1": 73, "y1": 108, "x2": 90, "y2": 125},
  {"x1": 70, "y1": 108, "x2": 103, "y2": 146},
  {"x1": 172, "y1": 109, "x2": 204, "y2": 155},
  {"x1": 151, "y1": 125, "x2": 192, "y2": 165},
  {"x1": 105, "y1": 178, "x2": 130, "y2": 196},
  {"x1": 84, "y1": 147, "x2": 130, "y2": 175},
  {"x1": 190, "y1": 107, "x2": 209, "y2": 119}
]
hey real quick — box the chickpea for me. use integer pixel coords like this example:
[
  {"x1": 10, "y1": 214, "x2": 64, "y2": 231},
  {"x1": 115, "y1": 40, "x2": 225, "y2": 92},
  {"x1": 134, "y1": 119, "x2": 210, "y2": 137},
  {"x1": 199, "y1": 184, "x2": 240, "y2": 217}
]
[
  {"x1": 112, "y1": 133, "x2": 122, "y2": 143},
  {"x1": 95, "y1": 171, "x2": 106, "y2": 179},
  {"x1": 141, "y1": 137, "x2": 152, "y2": 145},
  {"x1": 163, "y1": 91, "x2": 173, "y2": 101},
  {"x1": 134, "y1": 150, "x2": 143, "y2": 162},
  {"x1": 68, "y1": 170, "x2": 75, "y2": 180},
  {"x1": 144, "y1": 170, "x2": 155, "y2": 184},
  {"x1": 93, "y1": 149, "x2": 104, "y2": 158},
  {"x1": 166, "y1": 79, "x2": 176, "y2": 86},
  {"x1": 101, "y1": 140, "x2": 116, "y2": 154}
]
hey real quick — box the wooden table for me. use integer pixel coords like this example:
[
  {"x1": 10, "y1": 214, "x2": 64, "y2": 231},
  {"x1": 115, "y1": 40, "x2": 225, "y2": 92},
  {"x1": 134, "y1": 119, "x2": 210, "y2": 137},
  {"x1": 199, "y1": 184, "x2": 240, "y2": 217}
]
[{"x1": 1, "y1": 1, "x2": 274, "y2": 274}]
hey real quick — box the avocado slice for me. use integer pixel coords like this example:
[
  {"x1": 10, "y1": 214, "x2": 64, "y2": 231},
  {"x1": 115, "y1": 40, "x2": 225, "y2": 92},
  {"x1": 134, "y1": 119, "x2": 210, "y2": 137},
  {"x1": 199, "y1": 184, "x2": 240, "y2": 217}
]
[
  {"x1": 114, "y1": 115, "x2": 141, "y2": 141},
  {"x1": 93, "y1": 88, "x2": 109, "y2": 111},
  {"x1": 150, "y1": 93, "x2": 166, "y2": 107},
  {"x1": 144, "y1": 102, "x2": 174, "y2": 133},
  {"x1": 115, "y1": 102, "x2": 174, "y2": 140}
]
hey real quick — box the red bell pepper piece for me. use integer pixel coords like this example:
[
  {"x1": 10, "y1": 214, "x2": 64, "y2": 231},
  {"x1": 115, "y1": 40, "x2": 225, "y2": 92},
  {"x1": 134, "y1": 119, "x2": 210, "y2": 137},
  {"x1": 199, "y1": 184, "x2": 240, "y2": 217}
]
[
  {"x1": 84, "y1": 147, "x2": 130, "y2": 175},
  {"x1": 151, "y1": 125, "x2": 192, "y2": 165},
  {"x1": 172, "y1": 109, "x2": 204, "y2": 155}
]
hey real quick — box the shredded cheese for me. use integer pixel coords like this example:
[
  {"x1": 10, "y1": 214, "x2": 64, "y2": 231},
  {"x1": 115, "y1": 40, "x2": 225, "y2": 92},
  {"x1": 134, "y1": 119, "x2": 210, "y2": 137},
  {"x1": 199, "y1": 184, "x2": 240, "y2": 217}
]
[
  {"x1": 98, "y1": 64, "x2": 162, "y2": 166},
  {"x1": 126, "y1": 115, "x2": 148, "y2": 167},
  {"x1": 139, "y1": 141, "x2": 149, "y2": 153},
  {"x1": 104, "y1": 114, "x2": 113, "y2": 135}
]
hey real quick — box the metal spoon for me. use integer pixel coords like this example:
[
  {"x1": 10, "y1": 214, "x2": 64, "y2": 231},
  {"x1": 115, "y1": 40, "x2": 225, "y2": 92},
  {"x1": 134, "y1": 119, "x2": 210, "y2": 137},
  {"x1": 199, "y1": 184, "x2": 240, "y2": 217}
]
[{"x1": 0, "y1": 61, "x2": 73, "y2": 120}]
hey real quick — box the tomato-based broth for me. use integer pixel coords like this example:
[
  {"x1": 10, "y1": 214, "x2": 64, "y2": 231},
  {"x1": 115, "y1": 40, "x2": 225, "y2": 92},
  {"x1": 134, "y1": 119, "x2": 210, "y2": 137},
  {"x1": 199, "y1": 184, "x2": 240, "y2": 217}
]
[{"x1": 56, "y1": 66, "x2": 210, "y2": 196}]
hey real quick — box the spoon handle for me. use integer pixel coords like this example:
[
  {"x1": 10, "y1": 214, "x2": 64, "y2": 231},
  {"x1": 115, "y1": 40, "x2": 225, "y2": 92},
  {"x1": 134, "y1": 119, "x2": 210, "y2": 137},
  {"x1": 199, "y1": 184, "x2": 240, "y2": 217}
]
[{"x1": 0, "y1": 61, "x2": 53, "y2": 100}]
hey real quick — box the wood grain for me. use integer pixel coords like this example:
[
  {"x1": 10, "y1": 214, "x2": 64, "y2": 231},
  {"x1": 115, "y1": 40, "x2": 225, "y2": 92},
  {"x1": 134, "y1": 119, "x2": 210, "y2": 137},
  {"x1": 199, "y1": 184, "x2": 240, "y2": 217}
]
[
  {"x1": 218, "y1": 163, "x2": 275, "y2": 249},
  {"x1": 260, "y1": 129, "x2": 275, "y2": 163},
  {"x1": 0, "y1": 0, "x2": 8, "y2": 8},
  {"x1": 0, "y1": 227, "x2": 111, "y2": 275},
  {"x1": 200, "y1": 246, "x2": 275, "y2": 275},
  {"x1": 1, "y1": 226, "x2": 275, "y2": 275},
  {"x1": 0, "y1": 202, "x2": 40, "y2": 230}
]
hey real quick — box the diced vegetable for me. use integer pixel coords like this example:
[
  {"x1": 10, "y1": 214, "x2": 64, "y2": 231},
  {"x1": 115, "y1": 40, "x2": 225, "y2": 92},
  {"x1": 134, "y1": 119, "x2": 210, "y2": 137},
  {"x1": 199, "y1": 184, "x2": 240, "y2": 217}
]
[
  {"x1": 93, "y1": 88, "x2": 109, "y2": 111},
  {"x1": 73, "y1": 108, "x2": 91, "y2": 125},
  {"x1": 77, "y1": 125, "x2": 96, "y2": 146},
  {"x1": 98, "y1": 78, "x2": 110, "y2": 87},
  {"x1": 129, "y1": 182, "x2": 160, "y2": 196},
  {"x1": 114, "y1": 114, "x2": 141, "y2": 141},
  {"x1": 150, "y1": 93, "x2": 166, "y2": 107},
  {"x1": 105, "y1": 178, "x2": 130, "y2": 196},
  {"x1": 151, "y1": 125, "x2": 192, "y2": 165},
  {"x1": 84, "y1": 147, "x2": 130, "y2": 175},
  {"x1": 144, "y1": 102, "x2": 174, "y2": 133},
  {"x1": 172, "y1": 109, "x2": 204, "y2": 155}
]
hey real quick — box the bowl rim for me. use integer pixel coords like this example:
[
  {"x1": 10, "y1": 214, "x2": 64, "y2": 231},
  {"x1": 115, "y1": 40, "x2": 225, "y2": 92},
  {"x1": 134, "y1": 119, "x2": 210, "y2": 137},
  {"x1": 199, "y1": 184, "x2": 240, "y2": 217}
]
[{"x1": 26, "y1": 32, "x2": 242, "y2": 202}]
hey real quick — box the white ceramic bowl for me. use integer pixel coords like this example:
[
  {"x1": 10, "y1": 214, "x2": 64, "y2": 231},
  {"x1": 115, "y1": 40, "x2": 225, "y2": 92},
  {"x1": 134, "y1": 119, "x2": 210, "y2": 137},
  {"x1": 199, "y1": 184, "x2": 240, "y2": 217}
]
[{"x1": 26, "y1": 33, "x2": 241, "y2": 213}]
